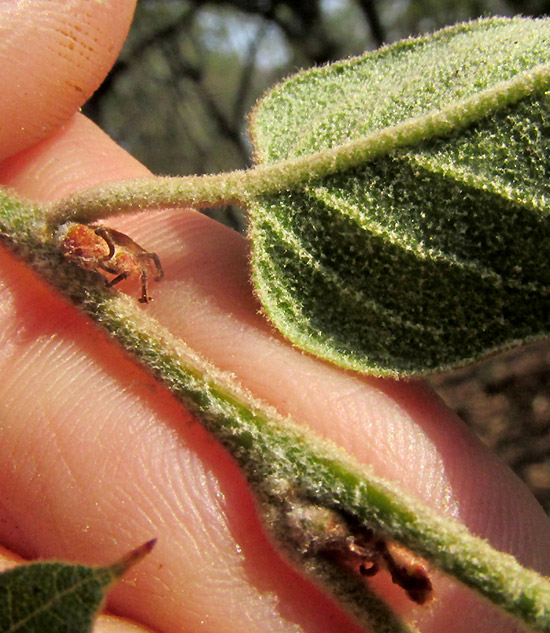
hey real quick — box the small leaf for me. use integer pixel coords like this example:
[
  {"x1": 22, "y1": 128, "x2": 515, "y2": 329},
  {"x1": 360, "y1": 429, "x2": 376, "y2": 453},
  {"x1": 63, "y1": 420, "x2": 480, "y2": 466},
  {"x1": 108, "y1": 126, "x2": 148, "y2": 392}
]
[
  {"x1": 248, "y1": 17, "x2": 550, "y2": 376},
  {"x1": 0, "y1": 540, "x2": 155, "y2": 633}
]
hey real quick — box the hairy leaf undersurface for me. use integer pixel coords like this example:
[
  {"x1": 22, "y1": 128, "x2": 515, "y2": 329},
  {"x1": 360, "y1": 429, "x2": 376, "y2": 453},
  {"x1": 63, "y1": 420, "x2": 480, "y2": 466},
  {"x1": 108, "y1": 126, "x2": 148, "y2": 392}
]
[
  {"x1": 0, "y1": 540, "x2": 154, "y2": 633},
  {"x1": 249, "y1": 17, "x2": 550, "y2": 376}
]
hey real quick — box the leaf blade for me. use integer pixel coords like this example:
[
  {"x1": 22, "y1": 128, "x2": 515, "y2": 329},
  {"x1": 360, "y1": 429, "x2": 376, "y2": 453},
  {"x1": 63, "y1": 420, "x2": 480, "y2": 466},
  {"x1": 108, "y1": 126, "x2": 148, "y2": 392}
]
[
  {"x1": 251, "y1": 17, "x2": 550, "y2": 163},
  {"x1": 0, "y1": 540, "x2": 155, "y2": 633},
  {"x1": 249, "y1": 17, "x2": 550, "y2": 376}
]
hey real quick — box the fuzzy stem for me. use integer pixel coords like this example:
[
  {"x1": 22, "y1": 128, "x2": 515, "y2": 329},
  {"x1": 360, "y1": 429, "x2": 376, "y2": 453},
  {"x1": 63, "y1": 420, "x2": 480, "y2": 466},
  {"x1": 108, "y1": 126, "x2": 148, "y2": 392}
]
[
  {"x1": 2, "y1": 189, "x2": 550, "y2": 631},
  {"x1": 48, "y1": 60, "x2": 550, "y2": 226}
]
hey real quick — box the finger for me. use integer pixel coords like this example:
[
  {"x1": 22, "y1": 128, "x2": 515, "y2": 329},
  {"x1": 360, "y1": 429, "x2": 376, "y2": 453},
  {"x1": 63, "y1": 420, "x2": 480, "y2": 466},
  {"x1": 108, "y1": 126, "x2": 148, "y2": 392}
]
[
  {"x1": 0, "y1": 0, "x2": 136, "y2": 161},
  {"x1": 0, "y1": 113, "x2": 150, "y2": 199},
  {"x1": 94, "y1": 617, "x2": 157, "y2": 633}
]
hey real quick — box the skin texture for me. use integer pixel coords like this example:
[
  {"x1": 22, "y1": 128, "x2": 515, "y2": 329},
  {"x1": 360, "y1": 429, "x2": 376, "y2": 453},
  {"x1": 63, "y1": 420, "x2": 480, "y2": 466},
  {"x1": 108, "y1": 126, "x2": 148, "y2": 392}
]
[{"x1": 0, "y1": 2, "x2": 549, "y2": 632}]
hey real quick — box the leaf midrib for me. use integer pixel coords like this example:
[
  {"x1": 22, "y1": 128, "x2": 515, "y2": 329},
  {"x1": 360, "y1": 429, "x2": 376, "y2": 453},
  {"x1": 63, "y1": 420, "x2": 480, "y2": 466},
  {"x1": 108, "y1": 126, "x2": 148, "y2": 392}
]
[{"x1": 251, "y1": 63, "x2": 550, "y2": 190}]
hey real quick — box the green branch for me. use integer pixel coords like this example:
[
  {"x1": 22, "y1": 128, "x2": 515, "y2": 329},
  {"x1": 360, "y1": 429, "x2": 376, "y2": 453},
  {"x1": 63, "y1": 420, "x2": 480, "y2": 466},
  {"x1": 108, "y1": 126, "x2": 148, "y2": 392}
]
[{"x1": 2, "y1": 187, "x2": 550, "y2": 632}]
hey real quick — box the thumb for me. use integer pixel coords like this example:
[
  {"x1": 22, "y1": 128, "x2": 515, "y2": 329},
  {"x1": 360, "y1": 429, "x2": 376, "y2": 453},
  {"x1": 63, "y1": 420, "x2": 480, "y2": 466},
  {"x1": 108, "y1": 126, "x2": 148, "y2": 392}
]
[{"x1": 0, "y1": 0, "x2": 136, "y2": 161}]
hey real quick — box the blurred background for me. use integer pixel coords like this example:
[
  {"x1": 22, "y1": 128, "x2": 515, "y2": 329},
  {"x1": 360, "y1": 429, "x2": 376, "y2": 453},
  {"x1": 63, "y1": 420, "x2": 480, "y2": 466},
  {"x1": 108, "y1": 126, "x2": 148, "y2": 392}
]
[{"x1": 83, "y1": 0, "x2": 550, "y2": 513}]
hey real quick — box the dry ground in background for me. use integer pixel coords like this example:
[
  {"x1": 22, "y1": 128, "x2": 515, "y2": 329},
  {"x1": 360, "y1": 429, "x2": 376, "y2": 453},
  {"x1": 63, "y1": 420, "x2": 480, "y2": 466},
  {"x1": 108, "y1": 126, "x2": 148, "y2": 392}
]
[{"x1": 428, "y1": 341, "x2": 550, "y2": 514}]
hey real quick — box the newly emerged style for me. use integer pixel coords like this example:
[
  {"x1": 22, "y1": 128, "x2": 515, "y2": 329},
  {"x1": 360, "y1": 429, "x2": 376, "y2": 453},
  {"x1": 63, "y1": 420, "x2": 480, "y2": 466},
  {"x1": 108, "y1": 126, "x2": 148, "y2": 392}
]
[{"x1": 58, "y1": 223, "x2": 163, "y2": 303}]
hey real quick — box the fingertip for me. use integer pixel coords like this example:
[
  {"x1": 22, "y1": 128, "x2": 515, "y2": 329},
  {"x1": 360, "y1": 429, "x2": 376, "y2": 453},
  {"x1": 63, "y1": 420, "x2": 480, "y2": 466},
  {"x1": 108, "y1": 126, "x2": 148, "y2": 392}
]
[{"x1": 0, "y1": 0, "x2": 137, "y2": 161}]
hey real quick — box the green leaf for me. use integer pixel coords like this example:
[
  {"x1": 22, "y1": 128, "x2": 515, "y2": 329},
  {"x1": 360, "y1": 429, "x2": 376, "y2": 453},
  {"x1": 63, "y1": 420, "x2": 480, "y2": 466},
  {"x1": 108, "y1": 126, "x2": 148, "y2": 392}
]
[
  {"x1": 0, "y1": 540, "x2": 155, "y2": 633},
  {"x1": 249, "y1": 17, "x2": 550, "y2": 376}
]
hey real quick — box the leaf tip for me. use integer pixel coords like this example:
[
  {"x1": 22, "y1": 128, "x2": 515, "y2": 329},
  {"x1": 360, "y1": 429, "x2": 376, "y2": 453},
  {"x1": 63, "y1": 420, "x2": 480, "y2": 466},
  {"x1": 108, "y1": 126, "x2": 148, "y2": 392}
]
[{"x1": 109, "y1": 538, "x2": 157, "y2": 578}]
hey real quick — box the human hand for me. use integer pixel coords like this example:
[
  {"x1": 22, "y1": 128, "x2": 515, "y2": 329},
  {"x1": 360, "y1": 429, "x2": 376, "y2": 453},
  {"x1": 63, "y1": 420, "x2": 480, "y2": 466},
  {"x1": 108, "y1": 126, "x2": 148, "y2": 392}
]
[{"x1": 0, "y1": 3, "x2": 549, "y2": 633}]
